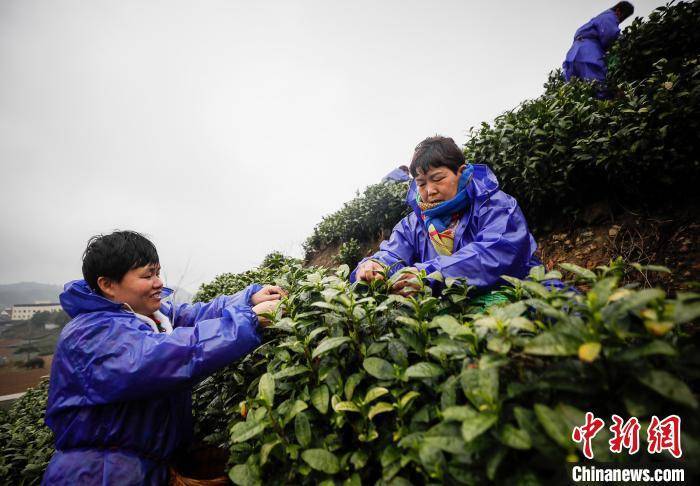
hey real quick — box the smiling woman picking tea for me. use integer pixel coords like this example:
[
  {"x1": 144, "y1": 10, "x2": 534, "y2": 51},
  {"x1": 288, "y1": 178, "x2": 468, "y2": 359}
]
[
  {"x1": 42, "y1": 231, "x2": 283, "y2": 485},
  {"x1": 351, "y1": 136, "x2": 541, "y2": 296}
]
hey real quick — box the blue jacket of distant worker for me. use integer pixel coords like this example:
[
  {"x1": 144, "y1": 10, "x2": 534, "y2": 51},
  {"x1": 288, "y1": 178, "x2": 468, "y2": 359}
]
[
  {"x1": 350, "y1": 164, "x2": 540, "y2": 289},
  {"x1": 563, "y1": 9, "x2": 621, "y2": 83},
  {"x1": 42, "y1": 280, "x2": 263, "y2": 485},
  {"x1": 381, "y1": 167, "x2": 411, "y2": 183}
]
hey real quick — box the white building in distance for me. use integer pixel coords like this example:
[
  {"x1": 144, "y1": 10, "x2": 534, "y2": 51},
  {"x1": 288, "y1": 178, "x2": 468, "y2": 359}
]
[{"x1": 11, "y1": 303, "x2": 62, "y2": 321}]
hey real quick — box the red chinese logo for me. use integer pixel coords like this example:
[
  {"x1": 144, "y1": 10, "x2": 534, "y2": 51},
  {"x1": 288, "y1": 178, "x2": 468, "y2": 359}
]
[
  {"x1": 647, "y1": 414, "x2": 682, "y2": 458},
  {"x1": 572, "y1": 412, "x2": 605, "y2": 459},
  {"x1": 571, "y1": 413, "x2": 682, "y2": 459},
  {"x1": 609, "y1": 414, "x2": 641, "y2": 454}
]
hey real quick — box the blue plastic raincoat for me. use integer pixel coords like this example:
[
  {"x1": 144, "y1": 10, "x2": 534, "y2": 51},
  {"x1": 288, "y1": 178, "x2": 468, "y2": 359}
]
[
  {"x1": 381, "y1": 167, "x2": 411, "y2": 183},
  {"x1": 350, "y1": 164, "x2": 540, "y2": 289},
  {"x1": 42, "y1": 280, "x2": 263, "y2": 485},
  {"x1": 563, "y1": 9, "x2": 620, "y2": 83}
]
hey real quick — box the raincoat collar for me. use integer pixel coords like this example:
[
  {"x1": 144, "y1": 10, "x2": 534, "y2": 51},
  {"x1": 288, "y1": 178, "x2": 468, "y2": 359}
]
[
  {"x1": 60, "y1": 279, "x2": 174, "y2": 318},
  {"x1": 407, "y1": 164, "x2": 481, "y2": 217}
]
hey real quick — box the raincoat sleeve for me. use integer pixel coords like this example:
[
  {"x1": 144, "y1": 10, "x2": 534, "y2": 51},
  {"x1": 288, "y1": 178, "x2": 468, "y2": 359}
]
[
  {"x1": 594, "y1": 12, "x2": 620, "y2": 50},
  {"x1": 413, "y1": 193, "x2": 535, "y2": 289},
  {"x1": 60, "y1": 292, "x2": 262, "y2": 404},
  {"x1": 350, "y1": 215, "x2": 417, "y2": 282},
  {"x1": 168, "y1": 284, "x2": 262, "y2": 328}
]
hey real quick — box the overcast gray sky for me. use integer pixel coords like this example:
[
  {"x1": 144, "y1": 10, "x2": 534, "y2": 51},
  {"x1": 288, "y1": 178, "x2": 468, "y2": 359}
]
[{"x1": 0, "y1": 0, "x2": 663, "y2": 293}]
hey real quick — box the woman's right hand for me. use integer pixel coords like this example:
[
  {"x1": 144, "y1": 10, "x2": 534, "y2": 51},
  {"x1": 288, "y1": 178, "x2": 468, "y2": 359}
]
[
  {"x1": 356, "y1": 260, "x2": 386, "y2": 282},
  {"x1": 252, "y1": 300, "x2": 281, "y2": 327}
]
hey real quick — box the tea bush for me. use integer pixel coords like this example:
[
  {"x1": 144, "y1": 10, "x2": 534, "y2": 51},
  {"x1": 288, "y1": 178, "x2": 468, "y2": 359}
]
[
  {"x1": 304, "y1": 182, "x2": 410, "y2": 260},
  {"x1": 193, "y1": 253, "x2": 301, "y2": 304},
  {"x1": 334, "y1": 239, "x2": 364, "y2": 269},
  {"x1": 193, "y1": 261, "x2": 699, "y2": 485},
  {"x1": 192, "y1": 255, "x2": 307, "y2": 444},
  {"x1": 607, "y1": 0, "x2": 700, "y2": 84},
  {"x1": 304, "y1": 1, "x2": 699, "y2": 255},
  {"x1": 0, "y1": 379, "x2": 53, "y2": 485},
  {"x1": 464, "y1": 1, "x2": 700, "y2": 230}
]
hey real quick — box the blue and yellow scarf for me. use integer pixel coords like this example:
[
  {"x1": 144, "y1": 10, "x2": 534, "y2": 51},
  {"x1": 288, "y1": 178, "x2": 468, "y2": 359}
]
[{"x1": 416, "y1": 164, "x2": 474, "y2": 255}]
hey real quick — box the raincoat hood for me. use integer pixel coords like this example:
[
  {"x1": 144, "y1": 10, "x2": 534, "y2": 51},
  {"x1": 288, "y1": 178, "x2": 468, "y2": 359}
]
[{"x1": 59, "y1": 279, "x2": 174, "y2": 318}]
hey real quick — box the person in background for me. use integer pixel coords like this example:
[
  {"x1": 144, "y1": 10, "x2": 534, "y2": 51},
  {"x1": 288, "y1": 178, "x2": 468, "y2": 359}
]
[
  {"x1": 381, "y1": 165, "x2": 410, "y2": 183},
  {"x1": 351, "y1": 136, "x2": 541, "y2": 297},
  {"x1": 562, "y1": 2, "x2": 634, "y2": 84},
  {"x1": 42, "y1": 231, "x2": 284, "y2": 485}
]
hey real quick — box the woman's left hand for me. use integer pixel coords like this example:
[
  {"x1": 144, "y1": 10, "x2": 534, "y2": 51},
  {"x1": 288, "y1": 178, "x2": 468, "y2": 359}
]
[
  {"x1": 251, "y1": 285, "x2": 287, "y2": 305},
  {"x1": 390, "y1": 268, "x2": 421, "y2": 297}
]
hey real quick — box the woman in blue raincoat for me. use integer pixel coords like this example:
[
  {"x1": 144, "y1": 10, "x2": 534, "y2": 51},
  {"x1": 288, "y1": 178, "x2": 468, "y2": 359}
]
[
  {"x1": 562, "y1": 2, "x2": 634, "y2": 84},
  {"x1": 42, "y1": 231, "x2": 284, "y2": 485},
  {"x1": 351, "y1": 136, "x2": 540, "y2": 295}
]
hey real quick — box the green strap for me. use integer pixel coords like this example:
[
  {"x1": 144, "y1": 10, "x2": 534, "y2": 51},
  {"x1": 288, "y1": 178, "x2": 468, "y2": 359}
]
[{"x1": 468, "y1": 290, "x2": 510, "y2": 312}]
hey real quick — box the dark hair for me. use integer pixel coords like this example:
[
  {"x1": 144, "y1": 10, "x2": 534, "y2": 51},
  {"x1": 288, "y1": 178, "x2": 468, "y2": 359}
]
[
  {"x1": 613, "y1": 2, "x2": 634, "y2": 21},
  {"x1": 82, "y1": 230, "x2": 159, "y2": 295},
  {"x1": 409, "y1": 136, "x2": 465, "y2": 177}
]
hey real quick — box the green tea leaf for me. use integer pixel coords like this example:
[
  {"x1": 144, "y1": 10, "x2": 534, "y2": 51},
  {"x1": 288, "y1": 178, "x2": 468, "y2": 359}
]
[
  {"x1": 334, "y1": 401, "x2": 361, "y2": 413},
  {"x1": 295, "y1": 412, "x2": 311, "y2": 447},
  {"x1": 273, "y1": 365, "x2": 309, "y2": 380},
  {"x1": 363, "y1": 387, "x2": 389, "y2": 405},
  {"x1": 404, "y1": 362, "x2": 444, "y2": 379},
  {"x1": 558, "y1": 263, "x2": 596, "y2": 281},
  {"x1": 229, "y1": 464, "x2": 259, "y2": 486},
  {"x1": 311, "y1": 385, "x2": 330, "y2": 414},
  {"x1": 432, "y1": 314, "x2": 470, "y2": 337},
  {"x1": 613, "y1": 340, "x2": 677, "y2": 361},
  {"x1": 461, "y1": 412, "x2": 498, "y2": 442},
  {"x1": 344, "y1": 373, "x2": 363, "y2": 401},
  {"x1": 231, "y1": 420, "x2": 267, "y2": 443},
  {"x1": 363, "y1": 357, "x2": 395, "y2": 380},
  {"x1": 368, "y1": 402, "x2": 395, "y2": 420},
  {"x1": 301, "y1": 449, "x2": 340, "y2": 474},
  {"x1": 523, "y1": 332, "x2": 579, "y2": 356},
  {"x1": 312, "y1": 336, "x2": 352, "y2": 359},
  {"x1": 499, "y1": 424, "x2": 532, "y2": 450},
  {"x1": 258, "y1": 373, "x2": 275, "y2": 407},
  {"x1": 533, "y1": 404, "x2": 571, "y2": 449},
  {"x1": 638, "y1": 370, "x2": 698, "y2": 409}
]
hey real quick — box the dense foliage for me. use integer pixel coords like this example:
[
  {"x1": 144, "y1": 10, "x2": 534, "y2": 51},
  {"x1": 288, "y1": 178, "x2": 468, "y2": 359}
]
[
  {"x1": 194, "y1": 253, "x2": 301, "y2": 304},
  {"x1": 0, "y1": 380, "x2": 53, "y2": 485},
  {"x1": 192, "y1": 254, "x2": 304, "y2": 443},
  {"x1": 192, "y1": 261, "x2": 699, "y2": 485},
  {"x1": 608, "y1": 0, "x2": 700, "y2": 84},
  {"x1": 464, "y1": 1, "x2": 699, "y2": 230},
  {"x1": 304, "y1": 182, "x2": 410, "y2": 260},
  {"x1": 303, "y1": 1, "x2": 699, "y2": 255}
]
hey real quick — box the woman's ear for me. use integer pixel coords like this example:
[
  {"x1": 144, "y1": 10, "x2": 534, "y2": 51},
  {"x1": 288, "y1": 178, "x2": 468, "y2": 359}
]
[
  {"x1": 97, "y1": 276, "x2": 115, "y2": 299},
  {"x1": 457, "y1": 164, "x2": 467, "y2": 176}
]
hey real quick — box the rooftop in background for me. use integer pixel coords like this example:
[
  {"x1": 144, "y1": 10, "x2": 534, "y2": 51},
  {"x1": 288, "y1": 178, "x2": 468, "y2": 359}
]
[{"x1": 13, "y1": 303, "x2": 61, "y2": 308}]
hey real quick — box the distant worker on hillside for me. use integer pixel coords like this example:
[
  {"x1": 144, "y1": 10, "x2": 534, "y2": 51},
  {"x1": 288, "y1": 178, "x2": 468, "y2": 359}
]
[
  {"x1": 351, "y1": 136, "x2": 542, "y2": 296},
  {"x1": 381, "y1": 165, "x2": 410, "y2": 183},
  {"x1": 562, "y1": 2, "x2": 634, "y2": 84}
]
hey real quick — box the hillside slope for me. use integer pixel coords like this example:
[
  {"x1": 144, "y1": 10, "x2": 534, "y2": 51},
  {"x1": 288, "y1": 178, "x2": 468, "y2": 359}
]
[{"x1": 305, "y1": 1, "x2": 699, "y2": 285}]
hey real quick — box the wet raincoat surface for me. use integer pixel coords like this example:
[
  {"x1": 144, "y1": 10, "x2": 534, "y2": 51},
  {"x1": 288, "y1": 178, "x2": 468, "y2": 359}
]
[
  {"x1": 42, "y1": 280, "x2": 263, "y2": 485},
  {"x1": 381, "y1": 167, "x2": 411, "y2": 183},
  {"x1": 563, "y1": 9, "x2": 620, "y2": 83},
  {"x1": 350, "y1": 164, "x2": 540, "y2": 289}
]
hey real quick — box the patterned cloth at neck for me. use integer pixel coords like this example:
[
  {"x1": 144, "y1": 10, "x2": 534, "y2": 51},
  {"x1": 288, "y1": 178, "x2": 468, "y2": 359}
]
[{"x1": 423, "y1": 213, "x2": 461, "y2": 256}]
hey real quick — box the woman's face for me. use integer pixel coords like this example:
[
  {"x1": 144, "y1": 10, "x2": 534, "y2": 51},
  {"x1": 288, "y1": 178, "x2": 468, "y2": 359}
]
[
  {"x1": 99, "y1": 263, "x2": 163, "y2": 315},
  {"x1": 415, "y1": 165, "x2": 466, "y2": 204}
]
